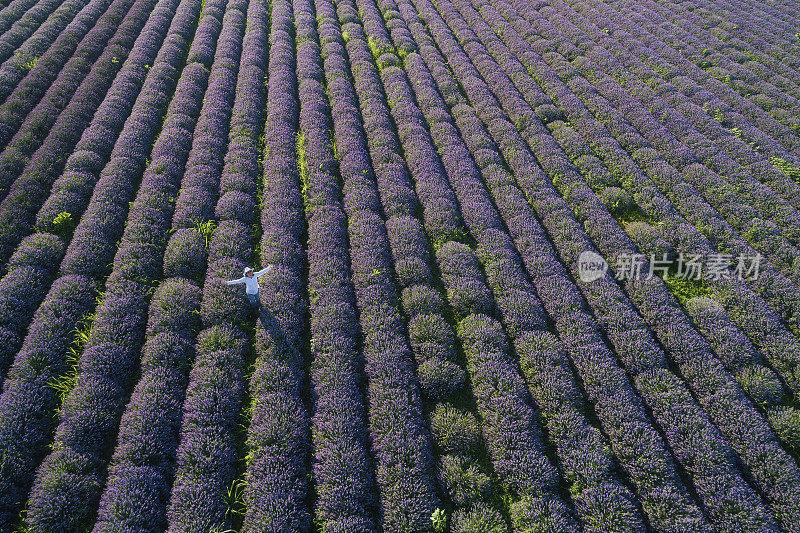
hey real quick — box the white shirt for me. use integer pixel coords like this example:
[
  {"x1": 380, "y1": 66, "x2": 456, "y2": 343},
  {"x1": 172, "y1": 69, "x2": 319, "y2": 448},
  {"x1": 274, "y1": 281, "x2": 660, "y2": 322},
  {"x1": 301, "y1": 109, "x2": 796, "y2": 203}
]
[{"x1": 226, "y1": 266, "x2": 272, "y2": 294}]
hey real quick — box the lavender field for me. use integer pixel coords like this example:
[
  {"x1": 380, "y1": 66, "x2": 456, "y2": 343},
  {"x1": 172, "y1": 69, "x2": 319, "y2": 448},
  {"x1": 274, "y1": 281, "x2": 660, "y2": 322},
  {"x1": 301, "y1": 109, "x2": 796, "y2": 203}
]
[{"x1": 1, "y1": 0, "x2": 800, "y2": 529}]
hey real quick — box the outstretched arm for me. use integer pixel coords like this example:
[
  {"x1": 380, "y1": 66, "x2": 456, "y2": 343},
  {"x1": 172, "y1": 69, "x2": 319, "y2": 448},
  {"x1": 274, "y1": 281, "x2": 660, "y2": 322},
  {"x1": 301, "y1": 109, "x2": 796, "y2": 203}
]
[
  {"x1": 254, "y1": 265, "x2": 273, "y2": 277},
  {"x1": 224, "y1": 277, "x2": 245, "y2": 285}
]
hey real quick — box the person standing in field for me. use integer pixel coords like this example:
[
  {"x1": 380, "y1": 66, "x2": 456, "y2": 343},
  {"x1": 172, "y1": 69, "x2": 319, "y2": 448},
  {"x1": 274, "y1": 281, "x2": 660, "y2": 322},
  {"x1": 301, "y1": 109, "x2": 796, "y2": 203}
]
[{"x1": 223, "y1": 265, "x2": 275, "y2": 330}]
